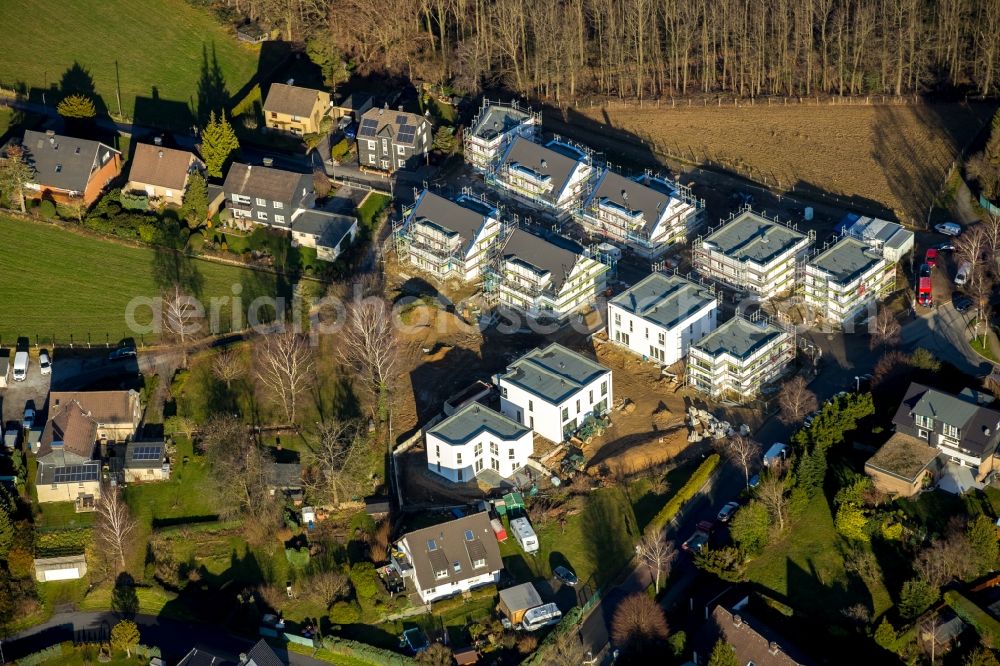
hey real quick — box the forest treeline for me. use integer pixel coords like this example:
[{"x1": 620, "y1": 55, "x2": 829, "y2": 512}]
[{"x1": 218, "y1": 0, "x2": 1000, "y2": 99}]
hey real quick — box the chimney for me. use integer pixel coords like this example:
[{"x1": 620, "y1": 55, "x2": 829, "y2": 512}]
[
  {"x1": 158, "y1": 150, "x2": 164, "y2": 159},
  {"x1": 398, "y1": 104, "x2": 404, "y2": 111},
  {"x1": 45, "y1": 129, "x2": 55, "y2": 137},
  {"x1": 153, "y1": 136, "x2": 163, "y2": 146},
  {"x1": 262, "y1": 157, "x2": 274, "y2": 167},
  {"x1": 733, "y1": 614, "x2": 743, "y2": 628},
  {"x1": 769, "y1": 641, "x2": 780, "y2": 656}
]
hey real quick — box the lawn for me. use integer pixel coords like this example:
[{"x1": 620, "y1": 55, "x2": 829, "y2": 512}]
[
  {"x1": 126, "y1": 437, "x2": 218, "y2": 526},
  {"x1": 0, "y1": 0, "x2": 258, "y2": 126},
  {"x1": 0, "y1": 214, "x2": 289, "y2": 344},
  {"x1": 970, "y1": 337, "x2": 998, "y2": 362},
  {"x1": 35, "y1": 501, "x2": 96, "y2": 530},
  {"x1": 0, "y1": 107, "x2": 12, "y2": 137}
]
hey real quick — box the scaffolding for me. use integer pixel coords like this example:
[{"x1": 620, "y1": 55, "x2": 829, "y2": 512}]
[{"x1": 464, "y1": 98, "x2": 542, "y2": 172}]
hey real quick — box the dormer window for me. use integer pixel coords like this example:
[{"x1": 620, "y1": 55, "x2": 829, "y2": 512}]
[
  {"x1": 943, "y1": 423, "x2": 960, "y2": 439},
  {"x1": 452, "y1": 562, "x2": 462, "y2": 573},
  {"x1": 55, "y1": 164, "x2": 63, "y2": 173},
  {"x1": 472, "y1": 557, "x2": 486, "y2": 569},
  {"x1": 435, "y1": 567, "x2": 448, "y2": 579},
  {"x1": 915, "y1": 414, "x2": 933, "y2": 429}
]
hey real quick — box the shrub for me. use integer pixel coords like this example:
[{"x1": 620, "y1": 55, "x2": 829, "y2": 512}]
[
  {"x1": 349, "y1": 512, "x2": 376, "y2": 537},
  {"x1": 321, "y1": 635, "x2": 417, "y2": 665},
  {"x1": 349, "y1": 562, "x2": 379, "y2": 599},
  {"x1": 285, "y1": 547, "x2": 310, "y2": 568},
  {"x1": 873, "y1": 618, "x2": 897, "y2": 651},
  {"x1": 646, "y1": 454, "x2": 720, "y2": 534},
  {"x1": 16, "y1": 645, "x2": 63, "y2": 666},
  {"x1": 328, "y1": 599, "x2": 362, "y2": 625},
  {"x1": 120, "y1": 190, "x2": 150, "y2": 211},
  {"x1": 331, "y1": 138, "x2": 351, "y2": 161},
  {"x1": 38, "y1": 199, "x2": 56, "y2": 218},
  {"x1": 667, "y1": 630, "x2": 687, "y2": 657}
]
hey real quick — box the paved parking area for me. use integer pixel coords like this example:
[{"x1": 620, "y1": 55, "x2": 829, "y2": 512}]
[{"x1": 1, "y1": 352, "x2": 50, "y2": 426}]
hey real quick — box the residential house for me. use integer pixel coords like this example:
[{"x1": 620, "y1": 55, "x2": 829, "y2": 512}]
[
  {"x1": 125, "y1": 143, "x2": 202, "y2": 207},
  {"x1": 398, "y1": 190, "x2": 503, "y2": 282},
  {"x1": 21, "y1": 130, "x2": 122, "y2": 207},
  {"x1": 496, "y1": 343, "x2": 612, "y2": 443},
  {"x1": 607, "y1": 272, "x2": 718, "y2": 366},
  {"x1": 177, "y1": 639, "x2": 282, "y2": 666},
  {"x1": 331, "y1": 92, "x2": 373, "y2": 121},
  {"x1": 390, "y1": 512, "x2": 503, "y2": 604},
  {"x1": 425, "y1": 403, "x2": 533, "y2": 483},
  {"x1": 35, "y1": 401, "x2": 101, "y2": 506},
  {"x1": 687, "y1": 315, "x2": 794, "y2": 401},
  {"x1": 710, "y1": 603, "x2": 813, "y2": 666},
  {"x1": 490, "y1": 137, "x2": 593, "y2": 217},
  {"x1": 48, "y1": 390, "x2": 142, "y2": 442},
  {"x1": 263, "y1": 82, "x2": 332, "y2": 136},
  {"x1": 693, "y1": 208, "x2": 813, "y2": 299},
  {"x1": 266, "y1": 460, "x2": 303, "y2": 502},
  {"x1": 496, "y1": 228, "x2": 609, "y2": 321},
  {"x1": 356, "y1": 106, "x2": 431, "y2": 172},
  {"x1": 285, "y1": 209, "x2": 358, "y2": 263},
  {"x1": 120, "y1": 440, "x2": 168, "y2": 483},
  {"x1": 864, "y1": 432, "x2": 941, "y2": 497},
  {"x1": 890, "y1": 383, "x2": 1000, "y2": 484},
  {"x1": 464, "y1": 99, "x2": 540, "y2": 172},
  {"x1": 837, "y1": 213, "x2": 914, "y2": 263},
  {"x1": 804, "y1": 236, "x2": 896, "y2": 326},
  {"x1": 577, "y1": 171, "x2": 705, "y2": 258}
]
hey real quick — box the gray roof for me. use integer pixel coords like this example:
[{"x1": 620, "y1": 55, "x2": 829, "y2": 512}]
[
  {"x1": 428, "y1": 403, "x2": 530, "y2": 445},
  {"x1": 37, "y1": 461, "x2": 100, "y2": 486},
  {"x1": 587, "y1": 171, "x2": 673, "y2": 231},
  {"x1": 245, "y1": 639, "x2": 283, "y2": 666},
  {"x1": 124, "y1": 440, "x2": 165, "y2": 469},
  {"x1": 290, "y1": 209, "x2": 356, "y2": 249},
  {"x1": 693, "y1": 316, "x2": 786, "y2": 360},
  {"x1": 499, "y1": 582, "x2": 543, "y2": 613},
  {"x1": 808, "y1": 237, "x2": 884, "y2": 285},
  {"x1": 703, "y1": 210, "x2": 808, "y2": 265},
  {"x1": 222, "y1": 163, "x2": 311, "y2": 205},
  {"x1": 610, "y1": 273, "x2": 716, "y2": 331},
  {"x1": 893, "y1": 383, "x2": 1000, "y2": 457},
  {"x1": 401, "y1": 512, "x2": 503, "y2": 593},
  {"x1": 263, "y1": 82, "x2": 325, "y2": 117},
  {"x1": 266, "y1": 461, "x2": 302, "y2": 489},
  {"x1": 501, "y1": 137, "x2": 587, "y2": 197},
  {"x1": 358, "y1": 107, "x2": 429, "y2": 146},
  {"x1": 409, "y1": 190, "x2": 496, "y2": 249},
  {"x1": 502, "y1": 228, "x2": 585, "y2": 292},
  {"x1": 501, "y1": 343, "x2": 609, "y2": 404},
  {"x1": 22, "y1": 130, "x2": 119, "y2": 193},
  {"x1": 471, "y1": 104, "x2": 533, "y2": 141}
]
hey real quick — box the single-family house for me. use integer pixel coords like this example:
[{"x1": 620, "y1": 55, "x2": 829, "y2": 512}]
[
  {"x1": 356, "y1": 106, "x2": 431, "y2": 172},
  {"x1": 390, "y1": 512, "x2": 503, "y2": 604},
  {"x1": 837, "y1": 213, "x2": 914, "y2": 263},
  {"x1": 687, "y1": 316, "x2": 794, "y2": 402},
  {"x1": 693, "y1": 208, "x2": 813, "y2": 299},
  {"x1": 890, "y1": 383, "x2": 1000, "y2": 484},
  {"x1": 577, "y1": 171, "x2": 705, "y2": 258},
  {"x1": 263, "y1": 82, "x2": 332, "y2": 136},
  {"x1": 178, "y1": 639, "x2": 281, "y2": 666},
  {"x1": 49, "y1": 390, "x2": 142, "y2": 442},
  {"x1": 490, "y1": 137, "x2": 593, "y2": 217},
  {"x1": 266, "y1": 460, "x2": 303, "y2": 501},
  {"x1": 425, "y1": 403, "x2": 533, "y2": 483},
  {"x1": 864, "y1": 432, "x2": 941, "y2": 497},
  {"x1": 331, "y1": 92, "x2": 373, "y2": 121},
  {"x1": 120, "y1": 440, "x2": 168, "y2": 483},
  {"x1": 496, "y1": 228, "x2": 609, "y2": 321},
  {"x1": 35, "y1": 401, "x2": 101, "y2": 506},
  {"x1": 804, "y1": 236, "x2": 896, "y2": 326},
  {"x1": 608, "y1": 273, "x2": 718, "y2": 366},
  {"x1": 710, "y1": 603, "x2": 813, "y2": 665},
  {"x1": 222, "y1": 162, "x2": 313, "y2": 228},
  {"x1": 21, "y1": 130, "x2": 122, "y2": 207},
  {"x1": 497, "y1": 343, "x2": 612, "y2": 443},
  {"x1": 398, "y1": 190, "x2": 503, "y2": 282},
  {"x1": 464, "y1": 99, "x2": 540, "y2": 172},
  {"x1": 286, "y1": 209, "x2": 358, "y2": 263},
  {"x1": 125, "y1": 143, "x2": 202, "y2": 207}
]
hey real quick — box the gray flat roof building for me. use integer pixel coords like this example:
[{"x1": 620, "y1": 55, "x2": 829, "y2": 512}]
[
  {"x1": 610, "y1": 273, "x2": 716, "y2": 330},
  {"x1": 703, "y1": 210, "x2": 808, "y2": 265},
  {"x1": 692, "y1": 317, "x2": 786, "y2": 360},
  {"x1": 808, "y1": 237, "x2": 885, "y2": 285},
  {"x1": 428, "y1": 403, "x2": 530, "y2": 445},
  {"x1": 500, "y1": 343, "x2": 609, "y2": 404}
]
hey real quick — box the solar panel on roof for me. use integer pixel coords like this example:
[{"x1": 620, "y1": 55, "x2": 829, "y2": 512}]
[
  {"x1": 358, "y1": 119, "x2": 379, "y2": 137},
  {"x1": 53, "y1": 464, "x2": 99, "y2": 483},
  {"x1": 396, "y1": 114, "x2": 409, "y2": 125},
  {"x1": 132, "y1": 445, "x2": 161, "y2": 461}
]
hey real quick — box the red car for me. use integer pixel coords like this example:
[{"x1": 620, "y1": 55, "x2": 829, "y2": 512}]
[
  {"x1": 918, "y1": 263, "x2": 933, "y2": 307},
  {"x1": 925, "y1": 248, "x2": 938, "y2": 268}
]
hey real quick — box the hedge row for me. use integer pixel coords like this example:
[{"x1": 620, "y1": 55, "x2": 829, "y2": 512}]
[
  {"x1": 320, "y1": 636, "x2": 417, "y2": 665},
  {"x1": 646, "y1": 454, "x2": 721, "y2": 535},
  {"x1": 944, "y1": 590, "x2": 1000, "y2": 647},
  {"x1": 15, "y1": 644, "x2": 62, "y2": 665}
]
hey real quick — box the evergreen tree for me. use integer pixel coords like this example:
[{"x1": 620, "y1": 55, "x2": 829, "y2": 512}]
[
  {"x1": 873, "y1": 618, "x2": 897, "y2": 650},
  {"x1": 0, "y1": 503, "x2": 13, "y2": 558},
  {"x1": 967, "y1": 514, "x2": 999, "y2": 575},
  {"x1": 57, "y1": 94, "x2": 97, "y2": 119},
  {"x1": 707, "y1": 639, "x2": 739, "y2": 666},
  {"x1": 899, "y1": 577, "x2": 938, "y2": 620},
  {"x1": 200, "y1": 111, "x2": 240, "y2": 179},
  {"x1": 181, "y1": 171, "x2": 209, "y2": 225},
  {"x1": 794, "y1": 447, "x2": 827, "y2": 497},
  {"x1": 433, "y1": 126, "x2": 456, "y2": 154},
  {"x1": 305, "y1": 37, "x2": 350, "y2": 89},
  {"x1": 0, "y1": 144, "x2": 36, "y2": 214}
]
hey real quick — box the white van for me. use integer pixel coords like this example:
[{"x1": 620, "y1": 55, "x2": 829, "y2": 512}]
[
  {"x1": 510, "y1": 517, "x2": 539, "y2": 554},
  {"x1": 955, "y1": 262, "x2": 972, "y2": 287},
  {"x1": 763, "y1": 443, "x2": 789, "y2": 467},
  {"x1": 12, "y1": 351, "x2": 28, "y2": 381}
]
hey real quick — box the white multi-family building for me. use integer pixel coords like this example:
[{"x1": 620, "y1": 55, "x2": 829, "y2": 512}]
[
  {"x1": 577, "y1": 171, "x2": 705, "y2": 258},
  {"x1": 839, "y1": 214, "x2": 914, "y2": 263},
  {"x1": 804, "y1": 237, "x2": 896, "y2": 326},
  {"x1": 497, "y1": 343, "x2": 612, "y2": 443},
  {"x1": 687, "y1": 315, "x2": 794, "y2": 402},
  {"x1": 425, "y1": 403, "x2": 533, "y2": 483},
  {"x1": 464, "y1": 99, "x2": 541, "y2": 172},
  {"x1": 489, "y1": 137, "x2": 593, "y2": 218},
  {"x1": 693, "y1": 208, "x2": 813, "y2": 299},
  {"x1": 398, "y1": 190, "x2": 503, "y2": 282},
  {"x1": 496, "y1": 228, "x2": 609, "y2": 321},
  {"x1": 607, "y1": 273, "x2": 718, "y2": 365}
]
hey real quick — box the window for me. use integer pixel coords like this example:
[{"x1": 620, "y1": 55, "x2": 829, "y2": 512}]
[
  {"x1": 490, "y1": 442, "x2": 498, "y2": 456},
  {"x1": 528, "y1": 400, "x2": 533, "y2": 412},
  {"x1": 629, "y1": 320, "x2": 633, "y2": 332},
  {"x1": 452, "y1": 562, "x2": 462, "y2": 573},
  {"x1": 501, "y1": 387, "x2": 508, "y2": 398},
  {"x1": 274, "y1": 214, "x2": 285, "y2": 224},
  {"x1": 472, "y1": 557, "x2": 486, "y2": 568},
  {"x1": 456, "y1": 453, "x2": 462, "y2": 465},
  {"x1": 398, "y1": 159, "x2": 405, "y2": 168},
  {"x1": 435, "y1": 567, "x2": 448, "y2": 579},
  {"x1": 614, "y1": 312, "x2": 621, "y2": 325},
  {"x1": 368, "y1": 155, "x2": 376, "y2": 164},
  {"x1": 491, "y1": 458, "x2": 500, "y2": 471},
  {"x1": 915, "y1": 414, "x2": 933, "y2": 429},
  {"x1": 943, "y1": 423, "x2": 960, "y2": 439},
  {"x1": 508, "y1": 448, "x2": 515, "y2": 460},
  {"x1": 255, "y1": 198, "x2": 266, "y2": 206},
  {"x1": 382, "y1": 138, "x2": 388, "y2": 151},
  {"x1": 529, "y1": 416, "x2": 534, "y2": 428},
  {"x1": 561, "y1": 407, "x2": 569, "y2": 421},
  {"x1": 273, "y1": 201, "x2": 283, "y2": 209},
  {"x1": 257, "y1": 211, "x2": 268, "y2": 221},
  {"x1": 474, "y1": 443, "x2": 482, "y2": 457},
  {"x1": 232, "y1": 194, "x2": 251, "y2": 204},
  {"x1": 435, "y1": 445, "x2": 440, "y2": 458},
  {"x1": 397, "y1": 145, "x2": 405, "y2": 155},
  {"x1": 576, "y1": 399, "x2": 581, "y2": 414},
  {"x1": 367, "y1": 140, "x2": 375, "y2": 150},
  {"x1": 475, "y1": 459, "x2": 484, "y2": 472},
  {"x1": 918, "y1": 429, "x2": 928, "y2": 440},
  {"x1": 55, "y1": 164, "x2": 63, "y2": 173},
  {"x1": 601, "y1": 381, "x2": 608, "y2": 396},
  {"x1": 589, "y1": 390, "x2": 593, "y2": 403},
  {"x1": 457, "y1": 469, "x2": 463, "y2": 481},
  {"x1": 658, "y1": 332, "x2": 665, "y2": 345}
]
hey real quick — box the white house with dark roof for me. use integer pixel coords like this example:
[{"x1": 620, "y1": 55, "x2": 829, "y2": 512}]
[
  {"x1": 356, "y1": 106, "x2": 431, "y2": 172},
  {"x1": 687, "y1": 315, "x2": 794, "y2": 401},
  {"x1": 804, "y1": 236, "x2": 895, "y2": 326},
  {"x1": 693, "y1": 208, "x2": 813, "y2": 299},
  {"x1": 464, "y1": 99, "x2": 541, "y2": 172},
  {"x1": 490, "y1": 137, "x2": 593, "y2": 217},
  {"x1": 497, "y1": 343, "x2": 612, "y2": 443},
  {"x1": 391, "y1": 512, "x2": 503, "y2": 603},
  {"x1": 497, "y1": 228, "x2": 609, "y2": 320},
  {"x1": 399, "y1": 190, "x2": 503, "y2": 282},
  {"x1": 577, "y1": 171, "x2": 705, "y2": 258},
  {"x1": 838, "y1": 214, "x2": 914, "y2": 263},
  {"x1": 608, "y1": 273, "x2": 718, "y2": 365},
  {"x1": 425, "y1": 403, "x2": 533, "y2": 482}
]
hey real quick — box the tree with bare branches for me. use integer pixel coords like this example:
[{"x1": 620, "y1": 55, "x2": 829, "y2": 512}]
[
  {"x1": 256, "y1": 331, "x2": 315, "y2": 424},
  {"x1": 95, "y1": 484, "x2": 137, "y2": 572},
  {"x1": 955, "y1": 224, "x2": 990, "y2": 276},
  {"x1": 869, "y1": 308, "x2": 902, "y2": 351},
  {"x1": 611, "y1": 593, "x2": 669, "y2": 660},
  {"x1": 777, "y1": 376, "x2": 818, "y2": 425},
  {"x1": 339, "y1": 291, "x2": 398, "y2": 421},
  {"x1": 723, "y1": 435, "x2": 761, "y2": 489},
  {"x1": 0, "y1": 145, "x2": 35, "y2": 214},
  {"x1": 162, "y1": 283, "x2": 202, "y2": 366},
  {"x1": 757, "y1": 469, "x2": 790, "y2": 532},
  {"x1": 636, "y1": 531, "x2": 676, "y2": 593},
  {"x1": 967, "y1": 268, "x2": 994, "y2": 346},
  {"x1": 212, "y1": 347, "x2": 247, "y2": 389},
  {"x1": 303, "y1": 419, "x2": 370, "y2": 508}
]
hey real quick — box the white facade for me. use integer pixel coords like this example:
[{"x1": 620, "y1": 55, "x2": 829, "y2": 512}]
[
  {"x1": 497, "y1": 343, "x2": 613, "y2": 443},
  {"x1": 425, "y1": 404, "x2": 533, "y2": 483},
  {"x1": 464, "y1": 100, "x2": 541, "y2": 172},
  {"x1": 687, "y1": 316, "x2": 794, "y2": 402},
  {"x1": 607, "y1": 273, "x2": 718, "y2": 365},
  {"x1": 804, "y1": 237, "x2": 895, "y2": 326},
  {"x1": 491, "y1": 138, "x2": 594, "y2": 217}
]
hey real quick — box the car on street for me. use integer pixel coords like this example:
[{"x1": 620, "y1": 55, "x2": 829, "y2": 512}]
[
  {"x1": 803, "y1": 411, "x2": 819, "y2": 428},
  {"x1": 934, "y1": 241, "x2": 955, "y2": 251},
  {"x1": 108, "y1": 346, "x2": 137, "y2": 360},
  {"x1": 925, "y1": 248, "x2": 937, "y2": 268},
  {"x1": 682, "y1": 520, "x2": 715, "y2": 551},
  {"x1": 955, "y1": 261, "x2": 972, "y2": 287},
  {"x1": 935, "y1": 222, "x2": 962, "y2": 236},
  {"x1": 23, "y1": 401, "x2": 36, "y2": 430},
  {"x1": 919, "y1": 263, "x2": 931, "y2": 279},
  {"x1": 952, "y1": 292, "x2": 972, "y2": 312},
  {"x1": 553, "y1": 566, "x2": 579, "y2": 587},
  {"x1": 717, "y1": 501, "x2": 741, "y2": 523},
  {"x1": 38, "y1": 350, "x2": 52, "y2": 376}
]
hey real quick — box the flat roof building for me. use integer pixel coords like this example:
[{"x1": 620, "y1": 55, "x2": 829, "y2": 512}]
[{"x1": 688, "y1": 316, "x2": 794, "y2": 402}]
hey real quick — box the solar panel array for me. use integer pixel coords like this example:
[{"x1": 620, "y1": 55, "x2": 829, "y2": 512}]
[
  {"x1": 358, "y1": 118, "x2": 379, "y2": 138},
  {"x1": 131, "y1": 445, "x2": 162, "y2": 461},
  {"x1": 396, "y1": 114, "x2": 409, "y2": 125},
  {"x1": 397, "y1": 123, "x2": 417, "y2": 144},
  {"x1": 52, "y1": 464, "x2": 99, "y2": 483}
]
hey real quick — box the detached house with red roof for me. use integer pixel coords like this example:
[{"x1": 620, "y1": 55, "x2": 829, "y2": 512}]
[{"x1": 126, "y1": 143, "x2": 203, "y2": 207}]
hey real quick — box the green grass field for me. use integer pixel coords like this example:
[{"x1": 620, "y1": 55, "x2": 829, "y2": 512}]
[
  {"x1": 0, "y1": 0, "x2": 258, "y2": 123},
  {"x1": 0, "y1": 214, "x2": 288, "y2": 344}
]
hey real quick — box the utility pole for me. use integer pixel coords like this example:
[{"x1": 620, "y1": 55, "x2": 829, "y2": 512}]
[{"x1": 114, "y1": 60, "x2": 123, "y2": 118}]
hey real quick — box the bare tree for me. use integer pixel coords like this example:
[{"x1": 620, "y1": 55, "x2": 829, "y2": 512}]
[
  {"x1": 980, "y1": 212, "x2": 1000, "y2": 273},
  {"x1": 546, "y1": 630, "x2": 587, "y2": 666},
  {"x1": 724, "y1": 435, "x2": 761, "y2": 489},
  {"x1": 777, "y1": 376, "x2": 818, "y2": 425},
  {"x1": 955, "y1": 224, "x2": 989, "y2": 276},
  {"x1": 0, "y1": 145, "x2": 35, "y2": 214},
  {"x1": 636, "y1": 532, "x2": 676, "y2": 593},
  {"x1": 757, "y1": 469, "x2": 790, "y2": 532},
  {"x1": 162, "y1": 283, "x2": 203, "y2": 366},
  {"x1": 611, "y1": 593, "x2": 669, "y2": 659},
  {"x1": 212, "y1": 347, "x2": 247, "y2": 389},
  {"x1": 339, "y1": 292, "x2": 398, "y2": 420},
  {"x1": 256, "y1": 331, "x2": 315, "y2": 424},
  {"x1": 869, "y1": 308, "x2": 902, "y2": 351},
  {"x1": 307, "y1": 569, "x2": 351, "y2": 609},
  {"x1": 95, "y1": 484, "x2": 137, "y2": 572},
  {"x1": 967, "y1": 269, "x2": 994, "y2": 346},
  {"x1": 303, "y1": 419, "x2": 369, "y2": 507}
]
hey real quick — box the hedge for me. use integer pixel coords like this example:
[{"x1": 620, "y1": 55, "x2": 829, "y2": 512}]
[
  {"x1": 15, "y1": 644, "x2": 64, "y2": 665},
  {"x1": 944, "y1": 590, "x2": 1000, "y2": 647},
  {"x1": 645, "y1": 454, "x2": 721, "y2": 535},
  {"x1": 320, "y1": 636, "x2": 417, "y2": 666}
]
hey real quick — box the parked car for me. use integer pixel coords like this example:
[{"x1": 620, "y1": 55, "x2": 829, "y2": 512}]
[
  {"x1": 748, "y1": 473, "x2": 761, "y2": 489},
  {"x1": 343, "y1": 122, "x2": 357, "y2": 140},
  {"x1": 919, "y1": 263, "x2": 931, "y2": 279},
  {"x1": 682, "y1": 520, "x2": 715, "y2": 551},
  {"x1": 38, "y1": 349, "x2": 52, "y2": 376},
  {"x1": 955, "y1": 261, "x2": 972, "y2": 287},
  {"x1": 935, "y1": 222, "x2": 962, "y2": 236},
  {"x1": 934, "y1": 241, "x2": 955, "y2": 251},
  {"x1": 763, "y1": 443, "x2": 789, "y2": 467},
  {"x1": 23, "y1": 401, "x2": 36, "y2": 430},
  {"x1": 108, "y1": 346, "x2": 137, "y2": 360},
  {"x1": 925, "y1": 248, "x2": 938, "y2": 268},
  {"x1": 553, "y1": 566, "x2": 579, "y2": 587},
  {"x1": 952, "y1": 292, "x2": 972, "y2": 312},
  {"x1": 717, "y1": 501, "x2": 741, "y2": 523}
]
